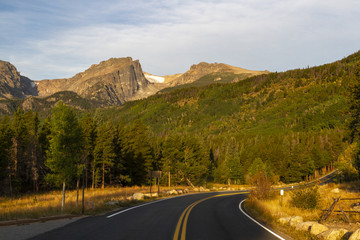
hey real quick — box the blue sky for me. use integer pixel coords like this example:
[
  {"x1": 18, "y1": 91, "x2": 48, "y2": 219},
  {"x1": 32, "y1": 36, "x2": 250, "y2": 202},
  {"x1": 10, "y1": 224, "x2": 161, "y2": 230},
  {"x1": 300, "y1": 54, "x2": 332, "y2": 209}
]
[{"x1": 1, "y1": 0, "x2": 360, "y2": 80}]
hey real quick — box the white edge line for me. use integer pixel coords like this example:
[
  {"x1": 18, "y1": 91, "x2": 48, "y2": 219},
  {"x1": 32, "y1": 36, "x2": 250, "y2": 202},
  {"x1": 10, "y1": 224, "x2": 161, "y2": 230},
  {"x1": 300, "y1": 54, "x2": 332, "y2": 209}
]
[
  {"x1": 106, "y1": 194, "x2": 195, "y2": 218},
  {"x1": 239, "y1": 200, "x2": 285, "y2": 240}
]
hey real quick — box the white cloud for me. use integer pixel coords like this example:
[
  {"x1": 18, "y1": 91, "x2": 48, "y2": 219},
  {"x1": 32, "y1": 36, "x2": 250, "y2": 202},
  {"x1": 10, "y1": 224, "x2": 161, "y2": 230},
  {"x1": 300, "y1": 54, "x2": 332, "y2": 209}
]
[{"x1": 1, "y1": 0, "x2": 360, "y2": 79}]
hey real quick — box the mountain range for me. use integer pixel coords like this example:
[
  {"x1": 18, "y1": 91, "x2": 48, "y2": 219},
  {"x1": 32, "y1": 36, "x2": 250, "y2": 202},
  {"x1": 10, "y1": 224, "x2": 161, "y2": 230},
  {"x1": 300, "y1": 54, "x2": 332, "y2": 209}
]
[{"x1": 0, "y1": 58, "x2": 268, "y2": 114}]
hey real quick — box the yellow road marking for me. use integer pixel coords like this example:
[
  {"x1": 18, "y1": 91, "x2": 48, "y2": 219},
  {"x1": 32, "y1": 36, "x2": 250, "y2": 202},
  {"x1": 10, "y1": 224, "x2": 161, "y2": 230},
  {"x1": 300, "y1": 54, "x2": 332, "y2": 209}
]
[
  {"x1": 173, "y1": 203, "x2": 193, "y2": 240},
  {"x1": 173, "y1": 192, "x2": 246, "y2": 240}
]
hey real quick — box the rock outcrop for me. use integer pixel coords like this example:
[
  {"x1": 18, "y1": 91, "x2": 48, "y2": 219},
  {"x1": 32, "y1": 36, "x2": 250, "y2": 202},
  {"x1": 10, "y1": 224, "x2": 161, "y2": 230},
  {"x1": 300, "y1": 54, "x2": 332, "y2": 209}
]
[
  {"x1": 317, "y1": 228, "x2": 349, "y2": 240},
  {"x1": 0, "y1": 60, "x2": 37, "y2": 99},
  {"x1": 310, "y1": 223, "x2": 329, "y2": 235},
  {"x1": 289, "y1": 216, "x2": 303, "y2": 227},
  {"x1": 36, "y1": 57, "x2": 151, "y2": 105},
  {"x1": 165, "y1": 62, "x2": 268, "y2": 86},
  {"x1": 295, "y1": 221, "x2": 317, "y2": 231},
  {"x1": 132, "y1": 192, "x2": 145, "y2": 200},
  {"x1": 349, "y1": 229, "x2": 360, "y2": 240}
]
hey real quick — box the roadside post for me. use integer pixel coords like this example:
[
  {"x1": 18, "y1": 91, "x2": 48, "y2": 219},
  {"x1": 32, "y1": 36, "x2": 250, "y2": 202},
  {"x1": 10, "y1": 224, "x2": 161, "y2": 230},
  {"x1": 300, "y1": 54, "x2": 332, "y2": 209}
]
[
  {"x1": 280, "y1": 190, "x2": 284, "y2": 206},
  {"x1": 149, "y1": 171, "x2": 162, "y2": 195}
]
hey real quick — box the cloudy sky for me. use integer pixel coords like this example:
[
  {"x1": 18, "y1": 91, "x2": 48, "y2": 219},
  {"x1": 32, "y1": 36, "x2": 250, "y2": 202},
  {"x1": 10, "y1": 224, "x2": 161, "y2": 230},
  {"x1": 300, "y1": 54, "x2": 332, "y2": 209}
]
[{"x1": 1, "y1": 0, "x2": 359, "y2": 80}]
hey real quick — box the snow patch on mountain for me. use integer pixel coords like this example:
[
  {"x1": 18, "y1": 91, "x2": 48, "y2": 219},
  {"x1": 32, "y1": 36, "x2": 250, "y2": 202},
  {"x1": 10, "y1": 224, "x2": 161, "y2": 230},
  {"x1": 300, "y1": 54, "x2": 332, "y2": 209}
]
[{"x1": 144, "y1": 73, "x2": 165, "y2": 83}]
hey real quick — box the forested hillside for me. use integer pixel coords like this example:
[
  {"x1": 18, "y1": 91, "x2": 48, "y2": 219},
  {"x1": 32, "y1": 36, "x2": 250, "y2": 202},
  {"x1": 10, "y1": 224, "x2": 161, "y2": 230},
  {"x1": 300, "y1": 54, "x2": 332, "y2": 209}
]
[{"x1": 1, "y1": 51, "x2": 359, "y2": 195}]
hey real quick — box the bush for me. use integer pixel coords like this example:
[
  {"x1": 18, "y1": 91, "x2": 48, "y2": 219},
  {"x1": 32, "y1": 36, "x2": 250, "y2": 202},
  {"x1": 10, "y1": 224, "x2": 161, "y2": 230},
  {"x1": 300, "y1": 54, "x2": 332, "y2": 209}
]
[
  {"x1": 289, "y1": 187, "x2": 320, "y2": 209},
  {"x1": 249, "y1": 173, "x2": 272, "y2": 200}
]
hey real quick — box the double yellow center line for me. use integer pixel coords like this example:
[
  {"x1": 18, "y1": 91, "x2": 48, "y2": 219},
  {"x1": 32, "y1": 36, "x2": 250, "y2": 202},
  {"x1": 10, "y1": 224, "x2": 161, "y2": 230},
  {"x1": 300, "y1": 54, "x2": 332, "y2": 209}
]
[{"x1": 173, "y1": 192, "x2": 247, "y2": 240}]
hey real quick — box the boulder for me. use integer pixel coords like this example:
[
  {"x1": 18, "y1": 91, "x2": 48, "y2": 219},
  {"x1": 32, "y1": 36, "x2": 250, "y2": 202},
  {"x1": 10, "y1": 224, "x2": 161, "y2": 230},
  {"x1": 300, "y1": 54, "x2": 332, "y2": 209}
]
[
  {"x1": 331, "y1": 188, "x2": 340, "y2": 194},
  {"x1": 289, "y1": 216, "x2": 303, "y2": 227},
  {"x1": 278, "y1": 217, "x2": 291, "y2": 225},
  {"x1": 169, "y1": 189, "x2": 178, "y2": 195},
  {"x1": 353, "y1": 206, "x2": 360, "y2": 212},
  {"x1": 295, "y1": 221, "x2": 317, "y2": 231},
  {"x1": 204, "y1": 188, "x2": 210, "y2": 192},
  {"x1": 144, "y1": 193, "x2": 158, "y2": 198},
  {"x1": 349, "y1": 229, "x2": 360, "y2": 240},
  {"x1": 317, "y1": 228, "x2": 349, "y2": 240},
  {"x1": 310, "y1": 223, "x2": 329, "y2": 235},
  {"x1": 351, "y1": 202, "x2": 360, "y2": 212},
  {"x1": 199, "y1": 186, "x2": 205, "y2": 192},
  {"x1": 193, "y1": 188, "x2": 199, "y2": 192},
  {"x1": 132, "y1": 192, "x2": 144, "y2": 200},
  {"x1": 177, "y1": 190, "x2": 183, "y2": 194},
  {"x1": 183, "y1": 188, "x2": 189, "y2": 193}
]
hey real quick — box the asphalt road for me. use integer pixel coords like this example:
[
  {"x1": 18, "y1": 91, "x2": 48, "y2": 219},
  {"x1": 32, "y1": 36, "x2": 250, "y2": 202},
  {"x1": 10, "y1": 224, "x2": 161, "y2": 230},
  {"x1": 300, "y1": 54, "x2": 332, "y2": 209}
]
[{"x1": 29, "y1": 192, "x2": 285, "y2": 240}]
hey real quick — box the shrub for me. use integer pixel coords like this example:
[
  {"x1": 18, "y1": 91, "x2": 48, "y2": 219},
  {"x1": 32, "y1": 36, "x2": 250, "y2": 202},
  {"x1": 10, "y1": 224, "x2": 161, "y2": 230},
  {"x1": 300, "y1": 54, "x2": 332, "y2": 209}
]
[
  {"x1": 289, "y1": 187, "x2": 320, "y2": 209},
  {"x1": 249, "y1": 173, "x2": 272, "y2": 200}
]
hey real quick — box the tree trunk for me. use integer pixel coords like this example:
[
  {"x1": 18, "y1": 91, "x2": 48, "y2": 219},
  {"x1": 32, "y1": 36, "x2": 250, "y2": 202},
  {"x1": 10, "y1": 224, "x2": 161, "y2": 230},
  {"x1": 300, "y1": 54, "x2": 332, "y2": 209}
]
[
  {"x1": 82, "y1": 165, "x2": 85, "y2": 214},
  {"x1": 102, "y1": 162, "x2": 105, "y2": 189},
  {"x1": 8, "y1": 158, "x2": 12, "y2": 196},
  {"x1": 61, "y1": 181, "x2": 66, "y2": 214},
  {"x1": 186, "y1": 177, "x2": 195, "y2": 188},
  {"x1": 76, "y1": 177, "x2": 80, "y2": 208},
  {"x1": 168, "y1": 171, "x2": 171, "y2": 189},
  {"x1": 92, "y1": 165, "x2": 95, "y2": 189},
  {"x1": 85, "y1": 158, "x2": 88, "y2": 189}
]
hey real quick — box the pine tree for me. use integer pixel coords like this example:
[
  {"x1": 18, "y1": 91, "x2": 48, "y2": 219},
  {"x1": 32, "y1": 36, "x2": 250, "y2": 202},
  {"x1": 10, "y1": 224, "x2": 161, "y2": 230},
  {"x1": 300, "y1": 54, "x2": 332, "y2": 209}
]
[
  {"x1": 79, "y1": 113, "x2": 97, "y2": 189},
  {"x1": 224, "y1": 137, "x2": 244, "y2": 184},
  {"x1": 45, "y1": 102, "x2": 84, "y2": 213},
  {"x1": 161, "y1": 134, "x2": 184, "y2": 185},
  {"x1": 38, "y1": 115, "x2": 52, "y2": 159},
  {"x1": 0, "y1": 115, "x2": 14, "y2": 195},
  {"x1": 349, "y1": 65, "x2": 360, "y2": 172},
  {"x1": 122, "y1": 120, "x2": 153, "y2": 185},
  {"x1": 94, "y1": 121, "x2": 115, "y2": 188},
  {"x1": 182, "y1": 136, "x2": 208, "y2": 186}
]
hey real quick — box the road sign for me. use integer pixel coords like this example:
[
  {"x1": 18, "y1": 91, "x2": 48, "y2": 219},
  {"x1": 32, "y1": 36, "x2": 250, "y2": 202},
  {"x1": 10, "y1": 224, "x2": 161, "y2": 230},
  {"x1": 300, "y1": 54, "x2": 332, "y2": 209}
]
[{"x1": 149, "y1": 171, "x2": 162, "y2": 178}]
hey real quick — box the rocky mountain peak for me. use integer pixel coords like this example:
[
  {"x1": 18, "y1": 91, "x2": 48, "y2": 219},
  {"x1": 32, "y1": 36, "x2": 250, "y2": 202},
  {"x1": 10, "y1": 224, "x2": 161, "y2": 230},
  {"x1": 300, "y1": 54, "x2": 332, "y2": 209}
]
[
  {"x1": 167, "y1": 61, "x2": 268, "y2": 86},
  {"x1": 35, "y1": 57, "x2": 150, "y2": 105},
  {"x1": 0, "y1": 60, "x2": 37, "y2": 99},
  {"x1": 73, "y1": 57, "x2": 136, "y2": 81}
]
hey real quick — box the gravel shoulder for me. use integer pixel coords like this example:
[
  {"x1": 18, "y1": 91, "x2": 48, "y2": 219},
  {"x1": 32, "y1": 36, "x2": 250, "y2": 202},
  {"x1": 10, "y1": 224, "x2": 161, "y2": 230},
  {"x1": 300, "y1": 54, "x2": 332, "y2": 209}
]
[{"x1": 0, "y1": 216, "x2": 84, "y2": 240}]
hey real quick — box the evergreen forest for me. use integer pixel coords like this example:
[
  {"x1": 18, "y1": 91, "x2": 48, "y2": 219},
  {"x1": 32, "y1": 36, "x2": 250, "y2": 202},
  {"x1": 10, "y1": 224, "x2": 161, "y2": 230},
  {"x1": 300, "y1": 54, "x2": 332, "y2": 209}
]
[{"x1": 1, "y1": 51, "x2": 360, "y2": 195}]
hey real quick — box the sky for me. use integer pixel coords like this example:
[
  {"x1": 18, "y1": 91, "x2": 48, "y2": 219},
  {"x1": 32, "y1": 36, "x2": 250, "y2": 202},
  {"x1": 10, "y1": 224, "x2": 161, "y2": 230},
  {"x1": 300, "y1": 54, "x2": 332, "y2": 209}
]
[{"x1": 0, "y1": 0, "x2": 360, "y2": 80}]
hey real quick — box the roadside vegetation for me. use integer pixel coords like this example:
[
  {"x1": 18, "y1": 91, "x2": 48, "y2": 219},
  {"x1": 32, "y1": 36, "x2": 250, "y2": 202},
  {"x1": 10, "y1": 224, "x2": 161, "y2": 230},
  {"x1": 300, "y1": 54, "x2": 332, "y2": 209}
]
[
  {"x1": 1, "y1": 51, "x2": 360, "y2": 222},
  {"x1": 244, "y1": 181, "x2": 360, "y2": 240},
  {"x1": 0, "y1": 186, "x2": 151, "y2": 221}
]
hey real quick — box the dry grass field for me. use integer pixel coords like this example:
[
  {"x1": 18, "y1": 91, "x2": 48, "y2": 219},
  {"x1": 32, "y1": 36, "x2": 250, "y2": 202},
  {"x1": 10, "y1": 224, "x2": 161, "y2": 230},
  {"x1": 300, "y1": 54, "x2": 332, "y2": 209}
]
[
  {"x1": 0, "y1": 186, "x2": 149, "y2": 221},
  {"x1": 244, "y1": 181, "x2": 360, "y2": 239}
]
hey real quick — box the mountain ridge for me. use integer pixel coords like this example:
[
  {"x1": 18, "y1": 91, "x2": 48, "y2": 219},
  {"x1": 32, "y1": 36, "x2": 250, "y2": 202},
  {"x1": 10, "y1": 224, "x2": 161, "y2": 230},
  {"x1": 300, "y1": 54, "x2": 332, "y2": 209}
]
[{"x1": 0, "y1": 57, "x2": 268, "y2": 113}]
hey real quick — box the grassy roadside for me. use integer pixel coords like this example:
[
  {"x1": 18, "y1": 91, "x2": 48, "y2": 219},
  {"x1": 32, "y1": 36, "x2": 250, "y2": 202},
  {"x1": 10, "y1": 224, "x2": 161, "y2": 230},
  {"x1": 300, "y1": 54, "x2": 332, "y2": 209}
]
[
  {"x1": 243, "y1": 182, "x2": 360, "y2": 240},
  {"x1": 0, "y1": 186, "x2": 152, "y2": 221},
  {"x1": 1, "y1": 185, "x2": 224, "y2": 222},
  {"x1": 244, "y1": 196, "x2": 320, "y2": 240}
]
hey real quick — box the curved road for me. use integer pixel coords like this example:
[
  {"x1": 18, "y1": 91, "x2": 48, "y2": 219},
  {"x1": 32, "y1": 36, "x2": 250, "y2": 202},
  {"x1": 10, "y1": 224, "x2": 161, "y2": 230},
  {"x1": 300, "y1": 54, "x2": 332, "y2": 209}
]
[{"x1": 30, "y1": 192, "x2": 286, "y2": 240}]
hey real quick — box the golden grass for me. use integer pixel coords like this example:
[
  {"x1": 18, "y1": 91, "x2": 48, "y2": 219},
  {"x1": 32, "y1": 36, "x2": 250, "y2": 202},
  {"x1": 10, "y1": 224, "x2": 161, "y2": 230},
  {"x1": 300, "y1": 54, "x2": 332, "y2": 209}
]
[
  {"x1": 247, "y1": 182, "x2": 360, "y2": 223},
  {"x1": 244, "y1": 181, "x2": 360, "y2": 240},
  {"x1": 0, "y1": 186, "x2": 149, "y2": 221},
  {"x1": 211, "y1": 183, "x2": 252, "y2": 190}
]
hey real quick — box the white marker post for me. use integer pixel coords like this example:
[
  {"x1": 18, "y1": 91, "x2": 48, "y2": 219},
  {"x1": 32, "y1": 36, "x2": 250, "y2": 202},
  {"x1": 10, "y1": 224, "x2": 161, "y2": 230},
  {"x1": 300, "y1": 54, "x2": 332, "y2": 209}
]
[{"x1": 280, "y1": 190, "x2": 284, "y2": 206}]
